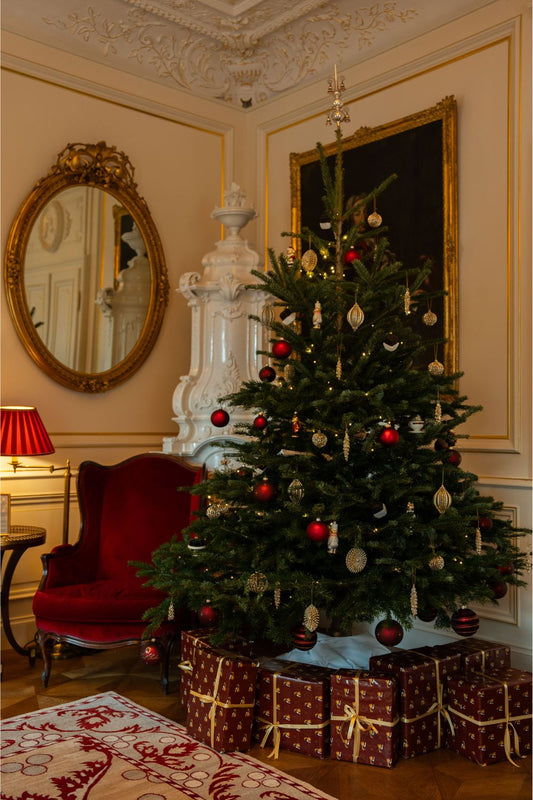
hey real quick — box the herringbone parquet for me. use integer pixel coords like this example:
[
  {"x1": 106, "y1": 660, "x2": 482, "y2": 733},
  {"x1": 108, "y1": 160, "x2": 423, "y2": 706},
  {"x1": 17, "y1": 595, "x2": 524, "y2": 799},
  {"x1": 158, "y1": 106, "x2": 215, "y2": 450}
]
[{"x1": 1, "y1": 645, "x2": 531, "y2": 800}]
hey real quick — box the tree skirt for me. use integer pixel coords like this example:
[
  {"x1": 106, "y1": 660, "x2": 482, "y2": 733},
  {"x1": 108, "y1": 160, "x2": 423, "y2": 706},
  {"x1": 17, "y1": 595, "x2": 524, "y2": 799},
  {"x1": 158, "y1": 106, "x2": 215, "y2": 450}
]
[{"x1": 1, "y1": 692, "x2": 336, "y2": 800}]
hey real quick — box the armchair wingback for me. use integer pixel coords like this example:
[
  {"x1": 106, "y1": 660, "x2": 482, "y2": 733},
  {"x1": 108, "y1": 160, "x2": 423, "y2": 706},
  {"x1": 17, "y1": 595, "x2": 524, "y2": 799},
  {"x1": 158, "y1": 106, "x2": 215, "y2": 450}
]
[{"x1": 33, "y1": 453, "x2": 205, "y2": 692}]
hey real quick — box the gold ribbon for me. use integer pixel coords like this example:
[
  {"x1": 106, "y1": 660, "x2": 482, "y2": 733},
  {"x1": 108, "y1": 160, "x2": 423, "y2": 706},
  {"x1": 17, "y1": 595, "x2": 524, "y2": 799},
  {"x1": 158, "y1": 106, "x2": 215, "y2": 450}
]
[
  {"x1": 330, "y1": 673, "x2": 399, "y2": 763},
  {"x1": 449, "y1": 672, "x2": 530, "y2": 767},
  {"x1": 256, "y1": 672, "x2": 330, "y2": 759},
  {"x1": 400, "y1": 650, "x2": 455, "y2": 747},
  {"x1": 189, "y1": 657, "x2": 255, "y2": 748},
  {"x1": 178, "y1": 660, "x2": 193, "y2": 673}
]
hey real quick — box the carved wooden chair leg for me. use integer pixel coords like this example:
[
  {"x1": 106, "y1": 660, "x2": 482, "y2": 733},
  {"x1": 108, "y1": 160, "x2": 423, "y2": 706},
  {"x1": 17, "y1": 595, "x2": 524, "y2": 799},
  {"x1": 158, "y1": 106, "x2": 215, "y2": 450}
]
[{"x1": 35, "y1": 630, "x2": 54, "y2": 687}]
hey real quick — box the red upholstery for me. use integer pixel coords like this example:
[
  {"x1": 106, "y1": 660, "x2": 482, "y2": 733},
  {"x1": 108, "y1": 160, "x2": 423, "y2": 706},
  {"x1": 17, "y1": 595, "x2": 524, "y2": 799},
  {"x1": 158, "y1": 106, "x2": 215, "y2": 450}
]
[{"x1": 33, "y1": 453, "x2": 205, "y2": 691}]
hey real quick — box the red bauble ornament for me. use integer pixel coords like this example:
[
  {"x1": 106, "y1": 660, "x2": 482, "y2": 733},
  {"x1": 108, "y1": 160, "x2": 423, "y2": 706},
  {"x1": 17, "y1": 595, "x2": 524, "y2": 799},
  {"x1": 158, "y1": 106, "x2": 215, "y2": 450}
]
[
  {"x1": 447, "y1": 449, "x2": 462, "y2": 466},
  {"x1": 375, "y1": 619, "x2": 404, "y2": 646},
  {"x1": 451, "y1": 607, "x2": 480, "y2": 636},
  {"x1": 343, "y1": 248, "x2": 360, "y2": 264},
  {"x1": 253, "y1": 478, "x2": 277, "y2": 503},
  {"x1": 478, "y1": 516, "x2": 493, "y2": 532},
  {"x1": 291, "y1": 624, "x2": 317, "y2": 651},
  {"x1": 140, "y1": 641, "x2": 161, "y2": 664},
  {"x1": 197, "y1": 602, "x2": 218, "y2": 627},
  {"x1": 259, "y1": 365, "x2": 276, "y2": 382},
  {"x1": 253, "y1": 414, "x2": 268, "y2": 431},
  {"x1": 272, "y1": 340, "x2": 292, "y2": 359},
  {"x1": 490, "y1": 581, "x2": 508, "y2": 599},
  {"x1": 498, "y1": 563, "x2": 514, "y2": 576},
  {"x1": 306, "y1": 519, "x2": 329, "y2": 542},
  {"x1": 379, "y1": 427, "x2": 399, "y2": 446},
  {"x1": 210, "y1": 408, "x2": 229, "y2": 427},
  {"x1": 417, "y1": 607, "x2": 438, "y2": 622}
]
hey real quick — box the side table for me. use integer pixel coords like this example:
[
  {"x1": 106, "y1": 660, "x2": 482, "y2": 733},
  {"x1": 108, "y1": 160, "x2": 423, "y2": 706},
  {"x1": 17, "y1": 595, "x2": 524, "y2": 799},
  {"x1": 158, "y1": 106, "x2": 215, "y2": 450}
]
[{"x1": 1, "y1": 525, "x2": 46, "y2": 664}]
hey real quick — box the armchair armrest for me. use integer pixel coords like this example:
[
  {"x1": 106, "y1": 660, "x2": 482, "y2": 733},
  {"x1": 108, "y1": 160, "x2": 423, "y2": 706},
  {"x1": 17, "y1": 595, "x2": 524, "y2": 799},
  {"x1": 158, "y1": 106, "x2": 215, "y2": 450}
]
[{"x1": 37, "y1": 544, "x2": 96, "y2": 590}]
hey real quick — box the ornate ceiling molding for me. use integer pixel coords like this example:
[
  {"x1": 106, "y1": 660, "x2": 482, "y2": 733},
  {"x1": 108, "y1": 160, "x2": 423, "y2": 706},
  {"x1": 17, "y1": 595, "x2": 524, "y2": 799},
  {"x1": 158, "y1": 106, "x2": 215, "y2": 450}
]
[{"x1": 2, "y1": 0, "x2": 497, "y2": 108}]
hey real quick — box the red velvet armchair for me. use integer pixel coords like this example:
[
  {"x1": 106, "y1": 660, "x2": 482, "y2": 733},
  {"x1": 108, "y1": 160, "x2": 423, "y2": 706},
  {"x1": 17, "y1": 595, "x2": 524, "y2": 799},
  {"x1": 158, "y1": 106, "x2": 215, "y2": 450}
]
[{"x1": 33, "y1": 453, "x2": 205, "y2": 692}]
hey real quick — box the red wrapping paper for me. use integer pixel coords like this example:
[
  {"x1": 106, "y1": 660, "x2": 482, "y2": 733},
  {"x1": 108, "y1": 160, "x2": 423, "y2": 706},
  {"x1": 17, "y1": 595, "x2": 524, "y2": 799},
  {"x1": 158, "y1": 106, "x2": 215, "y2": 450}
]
[
  {"x1": 254, "y1": 658, "x2": 331, "y2": 759},
  {"x1": 330, "y1": 670, "x2": 399, "y2": 768},
  {"x1": 179, "y1": 628, "x2": 252, "y2": 707},
  {"x1": 441, "y1": 637, "x2": 510, "y2": 673},
  {"x1": 369, "y1": 646, "x2": 461, "y2": 758},
  {"x1": 447, "y1": 667, "x2": 532, "y2": 766},
  {"x1": 186, "y1": 646, "x2": 259, "y2": 752}
]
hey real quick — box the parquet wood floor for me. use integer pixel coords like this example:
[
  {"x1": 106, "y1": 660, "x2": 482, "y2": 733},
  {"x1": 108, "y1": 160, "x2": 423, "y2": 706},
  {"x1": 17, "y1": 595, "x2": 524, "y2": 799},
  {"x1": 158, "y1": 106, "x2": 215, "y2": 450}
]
[{"x1": 1, "y1": 645, "x2": 531, "y2": 800}]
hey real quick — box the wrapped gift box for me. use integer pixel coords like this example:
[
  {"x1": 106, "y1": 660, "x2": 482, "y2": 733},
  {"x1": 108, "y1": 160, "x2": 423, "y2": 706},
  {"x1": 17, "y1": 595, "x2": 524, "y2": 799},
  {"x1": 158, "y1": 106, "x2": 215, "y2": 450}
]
[
  {"x1": 179, "y1": 628, "x2": 253, "y2": 707},
  {"x1": 254, "y1": 658, "x2": 332, "y2": 759},
  {"x1": 330, "y1": 669, "x2": 399, "y2": 768},
  {"x1": 369, "y1": 646, "x2": 462, "y2": 758},
  {"x1": 442, "y1": 638, "x2": 510, "y2": 674},
  {"x1": 447, "y1": 667, "x2": 532, "y2": 766},
  {"x1": 186, "y1": 646, "x2": 259, "y2": 752}
]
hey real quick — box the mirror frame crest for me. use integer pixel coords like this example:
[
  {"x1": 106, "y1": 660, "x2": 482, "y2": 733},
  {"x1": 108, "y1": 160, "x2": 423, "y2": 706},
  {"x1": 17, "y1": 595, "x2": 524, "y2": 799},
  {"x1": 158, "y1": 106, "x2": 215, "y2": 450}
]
[{"x1": 4, "y1": 141, "x2": 169, "y2": 392}]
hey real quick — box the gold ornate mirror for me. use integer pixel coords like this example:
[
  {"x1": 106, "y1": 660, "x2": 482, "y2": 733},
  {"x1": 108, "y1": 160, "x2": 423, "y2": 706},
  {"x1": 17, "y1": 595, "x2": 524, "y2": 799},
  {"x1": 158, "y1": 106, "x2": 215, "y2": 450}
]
[{"x1": 4, "y1": 142, "x2": 169, "y2": 392}]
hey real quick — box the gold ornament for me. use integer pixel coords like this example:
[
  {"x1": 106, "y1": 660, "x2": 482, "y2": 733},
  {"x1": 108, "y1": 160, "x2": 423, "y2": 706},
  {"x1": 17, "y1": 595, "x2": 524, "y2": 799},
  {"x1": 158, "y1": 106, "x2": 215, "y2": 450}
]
[
  {"x1": 291, "y1": 411, "x2": 300, "y2": 436},
  {"x1": 343, "y1": 427, "x2": 350, "y2": 461},
  {"x1": 336, "y1": 356, "x2": 342, "y2": 379},
  {"x1": 247, "y1": 572, "x2": 269, "y2": 593},
  {"x1": 301, "y1": 249, "x2": 318, "y2": 274},
  {"x1": 475, "y1": 527, "x2": 482, "y2": 555},
  {"x1": 288, "y1": 478, "x2": 304, "y2": 503},
  {"x1": 206, "y1": 502, "x2": 223, "y2": 519},
  {"x1": 406, "y1": 501, "x2": 415, "y2": 515},
  {"x1": 284, "y1": 362, "x2": 295, "y2": 383},
  {"x1": 434, "y1": 400, "x2": 442, "y2": 423},
  {"x1": 261, "y1": 303, "x2": 275, "y2": 327},
  {"x1": 423, "y1": 309, "x2": 438, "y2": 326},
  {"x1": 168, "y1": 599, "x2": 175, "y2": 621},
  {"x1": 274, "y1": 583, "x2": 281, "y2": 609},
  {"x1": 404, "y1": 286, "x2": 411, "y2": 315},
  {"x1": 433, "y1": 484, "x2": 452, "y2": 514},
  {"x1": 429, "y1": 554, "x2": 445, "y2": 571},
  {"x1": 347, "y1": 298, "x2": 364, "y2": 331},
  {"x1": 410, "y1": 584, "x2": 418, "y2": 616},
  {"x1": 345, "y1": 547, "x2": 367, "y2": 573},
  {"x1": 303, "y1": 604, "x2": 320, "y2": 632},
  {"x1": 428, "y1": 359, "x2": 445, "y2": 376},
  {"x1": 367, "y1": 210, "x2": 382, "y2": 228},
  {"x1": 312, "y1": 430, "x2": 327, "y2": 448}
]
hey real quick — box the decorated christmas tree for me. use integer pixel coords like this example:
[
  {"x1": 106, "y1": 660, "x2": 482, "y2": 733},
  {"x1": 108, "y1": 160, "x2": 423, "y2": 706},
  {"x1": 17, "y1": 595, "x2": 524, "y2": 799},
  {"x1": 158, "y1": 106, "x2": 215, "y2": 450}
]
[{"x1": 138, "y1": 75, "x2": 529, "y2": 651}]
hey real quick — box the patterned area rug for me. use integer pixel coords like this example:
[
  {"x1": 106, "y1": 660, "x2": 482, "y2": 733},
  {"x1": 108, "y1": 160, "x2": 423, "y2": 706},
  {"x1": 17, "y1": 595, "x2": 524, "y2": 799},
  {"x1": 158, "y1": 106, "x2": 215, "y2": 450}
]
[{"x1": 1, "y1": 692, "x2": 336, "y2": 800}]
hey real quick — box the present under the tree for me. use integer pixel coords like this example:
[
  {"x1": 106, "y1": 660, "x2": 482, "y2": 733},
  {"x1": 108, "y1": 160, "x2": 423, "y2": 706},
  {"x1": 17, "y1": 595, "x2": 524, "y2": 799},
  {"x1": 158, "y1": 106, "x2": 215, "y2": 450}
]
[
  {"x1": 185, "y1": 645, "x2": 259, "y2": 752},
  {"x1": 441, "y1": 637, "x2": 511, "y2": 674},
  {"x1": 179, "y1": 628, "x2": 253, "y2": 708},
  {"x1": 446, "y1": 667, "x2": 532, "y2": 766},
  {"x1": 330, "y1": 669, "x2": 400, "y2": 768},
  {"x1": 254, "y1": 658, "x2": 331, "y2": 759},
  {"x1": 369, "y1": 646, "x2": 462, "y2": 758}
]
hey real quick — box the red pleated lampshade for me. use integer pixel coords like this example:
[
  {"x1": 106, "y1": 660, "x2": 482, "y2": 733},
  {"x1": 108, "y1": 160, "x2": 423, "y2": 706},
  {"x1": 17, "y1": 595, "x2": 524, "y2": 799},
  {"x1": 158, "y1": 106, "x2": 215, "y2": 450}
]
[{"x1": 0, "y1": 406, "x2": 55, "y2": 456}]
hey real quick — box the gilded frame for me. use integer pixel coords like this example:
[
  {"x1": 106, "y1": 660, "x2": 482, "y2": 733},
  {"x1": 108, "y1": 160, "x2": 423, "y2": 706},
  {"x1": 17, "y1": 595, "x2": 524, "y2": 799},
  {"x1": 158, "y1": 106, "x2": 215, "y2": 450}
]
[
  {"x1": 290, "y1": 96, "x2": 458, "y2": 374},
  {"x1": 4, "y1": 142, "x2": 169, "y2": 393}
]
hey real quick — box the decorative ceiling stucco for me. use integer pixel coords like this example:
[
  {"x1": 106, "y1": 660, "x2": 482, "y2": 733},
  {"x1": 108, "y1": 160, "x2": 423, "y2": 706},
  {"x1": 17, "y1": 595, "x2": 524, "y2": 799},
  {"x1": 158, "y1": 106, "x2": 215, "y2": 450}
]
[{"x1": 3, "y1": 0, "x2": 498, "y2": 108}]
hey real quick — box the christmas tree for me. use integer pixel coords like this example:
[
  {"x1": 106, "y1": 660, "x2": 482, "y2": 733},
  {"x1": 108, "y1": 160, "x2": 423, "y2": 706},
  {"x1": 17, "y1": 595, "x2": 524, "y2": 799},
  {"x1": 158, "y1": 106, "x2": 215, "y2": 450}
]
[{"x1": 137, "y1": 75, "x2": 528, "y2": 651}]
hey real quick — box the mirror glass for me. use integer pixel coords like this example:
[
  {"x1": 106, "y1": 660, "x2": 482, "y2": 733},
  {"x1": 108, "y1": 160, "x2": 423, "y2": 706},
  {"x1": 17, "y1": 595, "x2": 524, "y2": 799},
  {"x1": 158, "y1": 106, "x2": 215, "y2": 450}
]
[{"x1": 4, "y1": 142, "x2": 168, "y2": 392}]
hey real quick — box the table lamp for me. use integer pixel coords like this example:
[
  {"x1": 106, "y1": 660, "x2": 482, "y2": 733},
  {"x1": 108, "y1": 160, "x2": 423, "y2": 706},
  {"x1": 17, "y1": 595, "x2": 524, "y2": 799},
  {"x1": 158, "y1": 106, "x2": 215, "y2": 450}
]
[{"x1": 1, "y1": 406, "x2": 72, "y2": 544}]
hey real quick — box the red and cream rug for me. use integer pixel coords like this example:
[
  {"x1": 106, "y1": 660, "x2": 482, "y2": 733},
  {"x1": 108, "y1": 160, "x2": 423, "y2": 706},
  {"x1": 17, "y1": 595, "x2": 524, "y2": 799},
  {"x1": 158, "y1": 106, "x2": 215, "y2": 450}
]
[{"x1": 1, "y1": 692, "x2": 336, "y2": 800}]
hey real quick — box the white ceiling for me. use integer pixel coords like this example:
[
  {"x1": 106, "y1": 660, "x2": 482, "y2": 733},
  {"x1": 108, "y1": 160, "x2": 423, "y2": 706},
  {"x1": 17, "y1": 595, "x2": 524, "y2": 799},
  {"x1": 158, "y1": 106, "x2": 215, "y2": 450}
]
[{"x1": 3, "y1": 0, "x2": 498, "y2": 108}]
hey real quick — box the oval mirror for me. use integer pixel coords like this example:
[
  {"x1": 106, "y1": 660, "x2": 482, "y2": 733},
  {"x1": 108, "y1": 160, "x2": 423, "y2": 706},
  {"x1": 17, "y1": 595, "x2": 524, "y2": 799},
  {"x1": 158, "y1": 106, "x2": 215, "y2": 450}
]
[{"x1": 4, "y1": 141, "x2": 169, "y2": 392}]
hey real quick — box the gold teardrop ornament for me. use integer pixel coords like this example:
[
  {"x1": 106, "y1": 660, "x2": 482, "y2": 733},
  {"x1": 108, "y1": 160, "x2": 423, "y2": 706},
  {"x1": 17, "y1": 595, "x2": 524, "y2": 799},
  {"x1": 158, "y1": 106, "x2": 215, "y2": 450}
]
[
  {"x1": 303, "y1": 604, "x2": 320, "y2": 632},
  {"x1": 347, "y1": 299, "x2": 364, "y2": 331},
  {"x1": 312, "y1": 430, "x2": 327, "y2": 449},
  {"x1": 301, "y1": 249, "x2": 318, "y2": 274},
  {"x1": 410, "y1": 584, "x2": 418, "y2": 616},
  {"x1": 433, "y1": 484, "x2": 452, "y2": 514}
]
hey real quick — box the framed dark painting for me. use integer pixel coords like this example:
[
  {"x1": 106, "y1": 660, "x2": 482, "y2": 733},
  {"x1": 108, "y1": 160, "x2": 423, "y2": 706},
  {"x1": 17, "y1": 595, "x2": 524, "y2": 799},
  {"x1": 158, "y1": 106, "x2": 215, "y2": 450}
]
[{"x1": 290, "y1": 96, "x2": 458, "y2": 374}]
